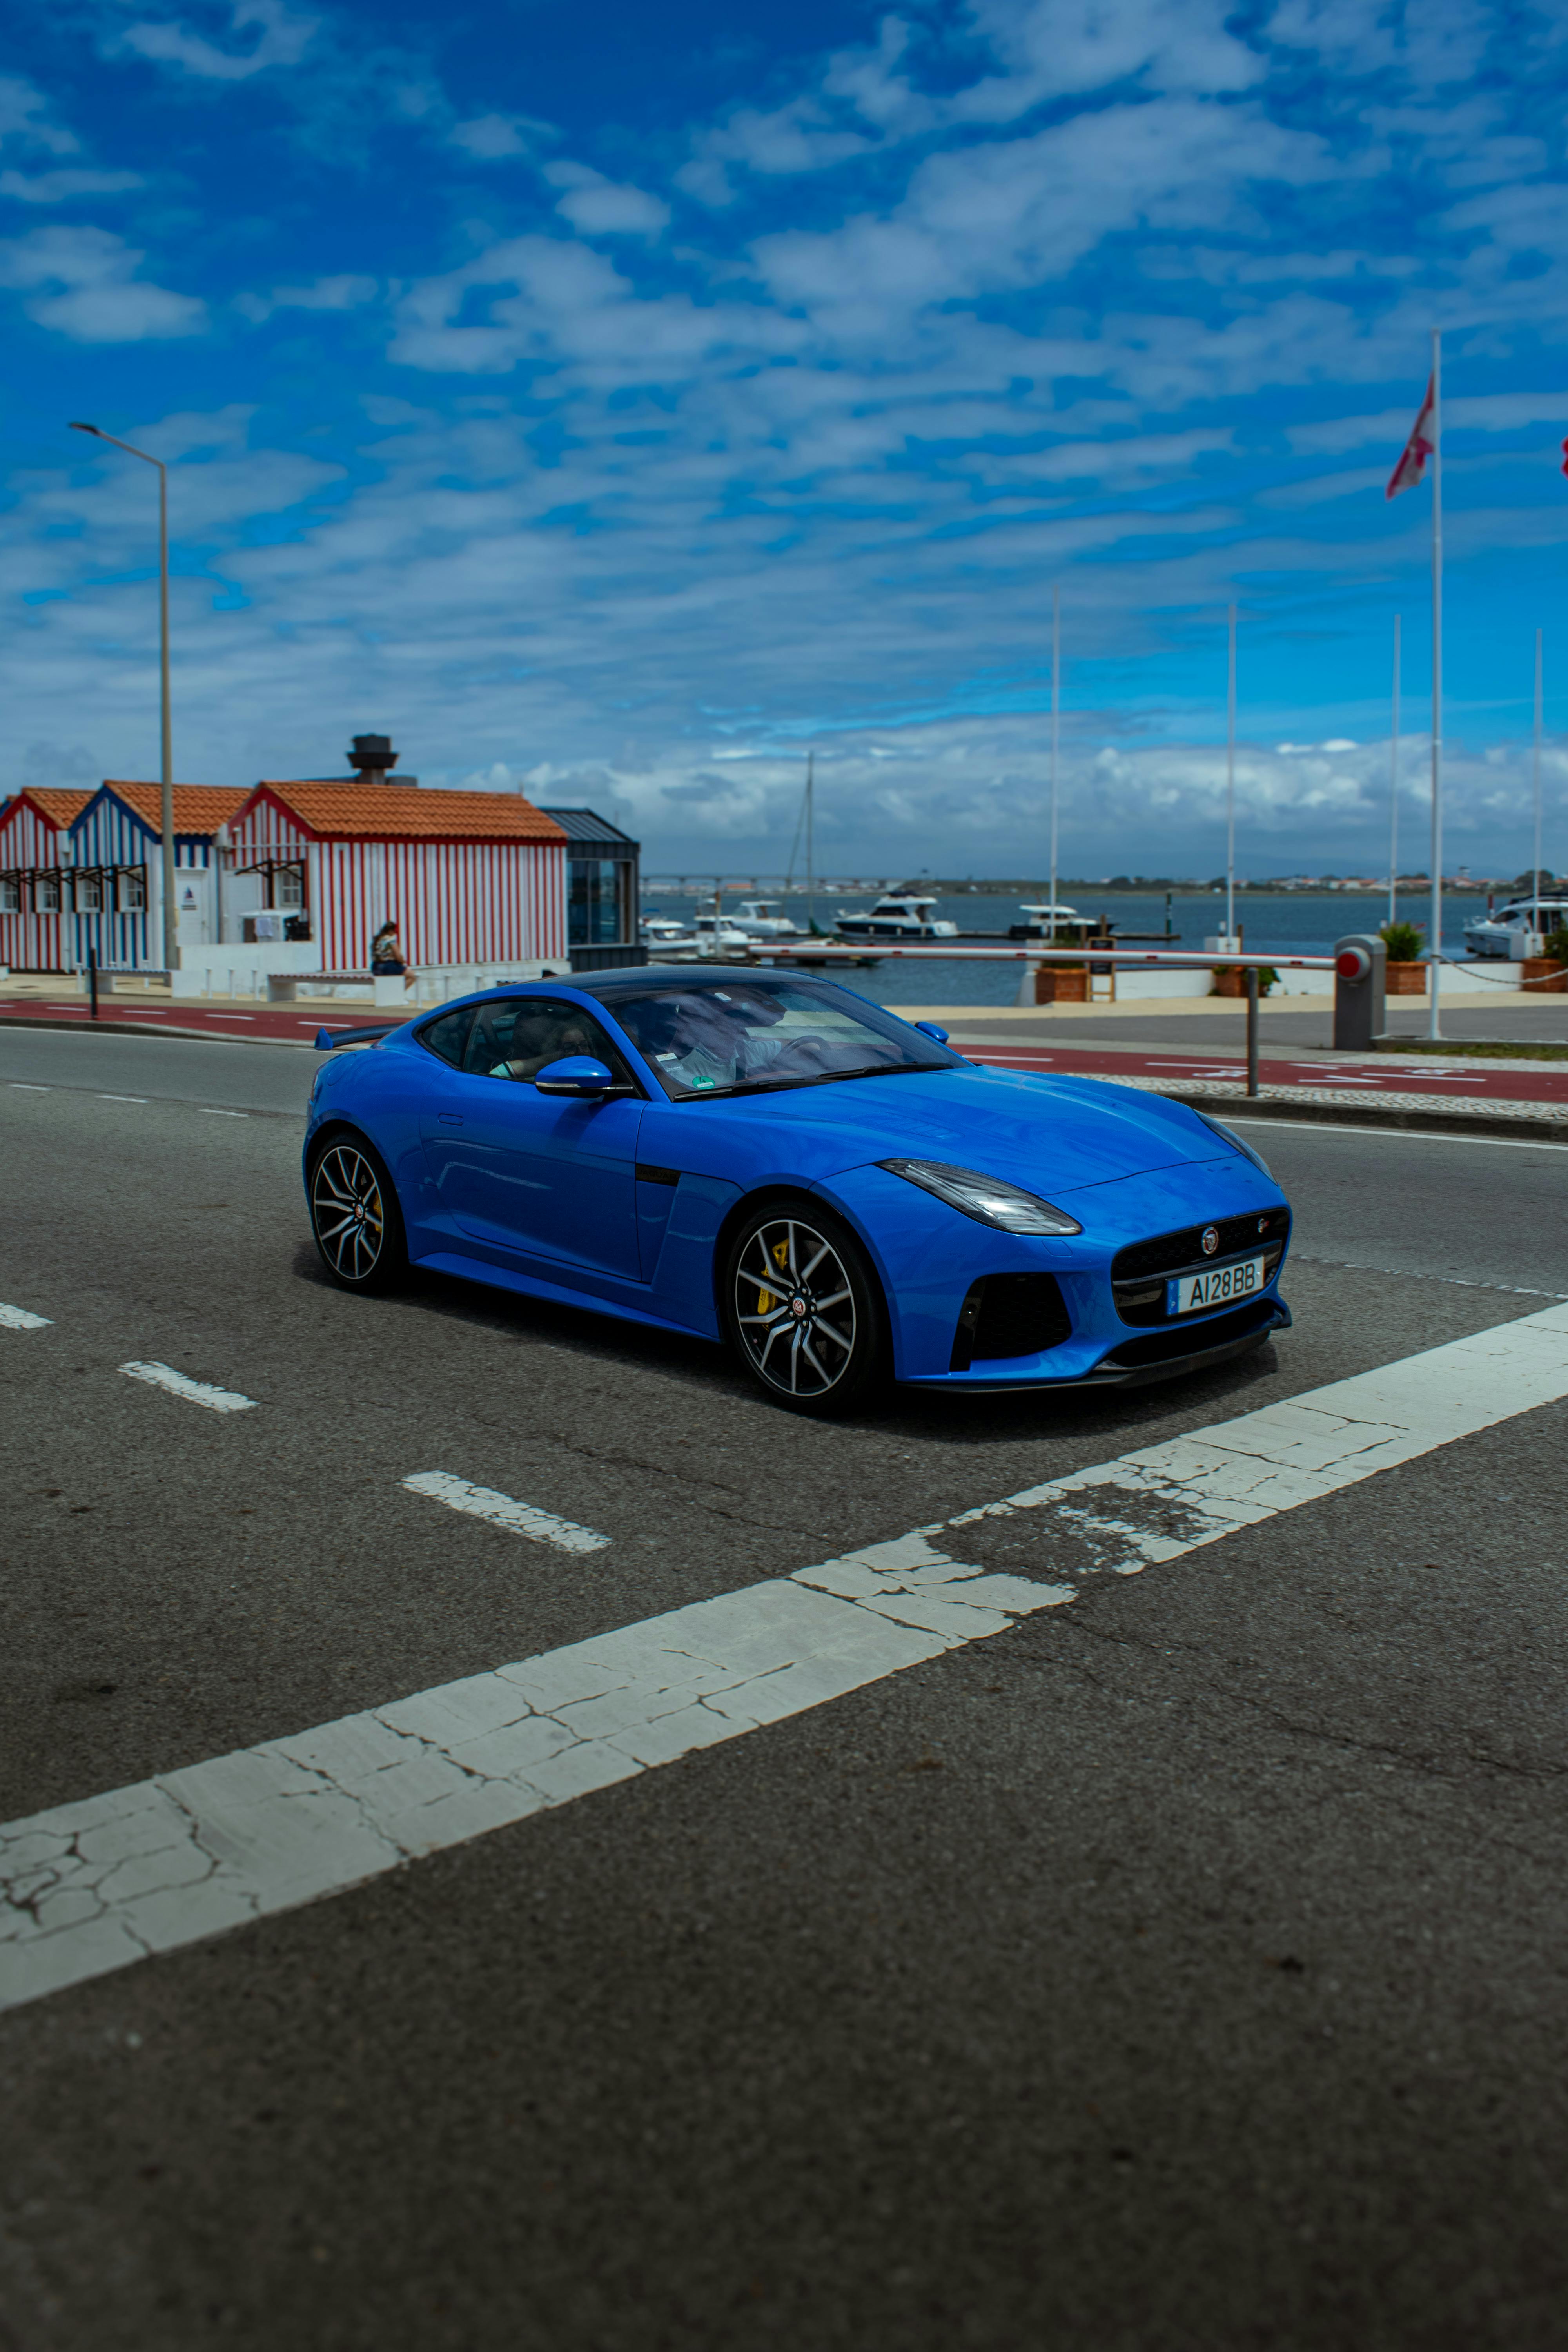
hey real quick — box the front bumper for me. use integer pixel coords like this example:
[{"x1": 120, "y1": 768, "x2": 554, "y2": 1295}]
[
  {"x1": 820, "y1": 1154, "x2": 1294, "y2": 1391},
  {"x1": 912, "y1": 1293, "x2": 1291, "y2": 1393}
]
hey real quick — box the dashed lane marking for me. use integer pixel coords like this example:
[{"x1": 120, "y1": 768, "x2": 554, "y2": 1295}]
[
  {"x1": 8, "y1": 1083, "x2": 50, "y2": 1091},
  {"x1": 5, "y1": 1304, "x2": 1567, "y2": 2014},
  {"x1": 198, "y1": 1109, "x2": 248, "y2": 1119},
  {"x1": 403, "y1": 1472, "x2": 611, "y2": 1555},
  {"x1": 98, "y1": 1094, "x2": 147, "y2": 1104},
  {"x1": 0, "y1": 1303, "x2": 51, "y2": 1331},
  {"x1": 119, "y1": 1362, "x2": 258, "y2": 1414}
]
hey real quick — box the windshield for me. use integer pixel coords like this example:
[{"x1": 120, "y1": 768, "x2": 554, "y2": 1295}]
[{"x1": 595, "y1": 976, "x2": 962, "y2": 1100}]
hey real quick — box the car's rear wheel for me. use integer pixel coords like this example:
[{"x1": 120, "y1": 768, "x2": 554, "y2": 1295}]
[
  {"x1": 309, "y1": 1134, "x2": 408, "y2": 1292},
  {"x1": 722, "y1": 1201, "x2": 888, "y2": 1416}
]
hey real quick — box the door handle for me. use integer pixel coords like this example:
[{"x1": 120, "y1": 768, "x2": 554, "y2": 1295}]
[{"x1": 438, "y1": 1113, "x2": 464, "y2": 1127}]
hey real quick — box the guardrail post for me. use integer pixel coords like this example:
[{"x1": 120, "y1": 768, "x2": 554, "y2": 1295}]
[{"x1": 1246, "y1": 965, "x2": 1258, "y2": 1095}]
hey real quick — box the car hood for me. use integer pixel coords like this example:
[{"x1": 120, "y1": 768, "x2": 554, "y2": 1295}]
[{"x1": 720, "y1": 1067, "x2": 1225, "y2": 1191}]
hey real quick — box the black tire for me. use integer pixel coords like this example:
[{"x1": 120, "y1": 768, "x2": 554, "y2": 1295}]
[
  {"x1": 721, "y1": 1198, "x2": 889, "y2": 1416},
  {"x1": 308, "y1": 1132, "x2": 409, "y2": 1293}
]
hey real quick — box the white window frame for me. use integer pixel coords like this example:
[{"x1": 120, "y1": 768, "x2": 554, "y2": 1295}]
[
  {"x1": 75, "y1": 873, "x2": 103, "y2": 914},
  {"x1": 0, "y1": 875, "x2": 18, "y2": 914},
  {"x1": 120, "y1": 869, "x2": 146, "y2": 912},
  {"x1": 36, "y1": 876, "x2": 60, "y2": 914}
]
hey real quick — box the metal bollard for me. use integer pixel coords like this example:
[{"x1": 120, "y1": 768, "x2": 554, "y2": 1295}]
[{"x1": 1332, "y1": 933, "x2": 1386, "y2": 1049}]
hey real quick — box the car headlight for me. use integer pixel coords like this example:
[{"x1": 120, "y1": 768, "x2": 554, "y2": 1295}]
[
  {"x1": 879, "y1": 1159, "x2": 1082, "y2": 1234},
  {"x1": 1191, "y1": 1109, "x2": 1274, "y2": 1178}
]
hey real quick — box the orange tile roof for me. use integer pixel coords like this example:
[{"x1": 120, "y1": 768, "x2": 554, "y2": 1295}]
[
  {"x1": 251, "y1": 783, "x2": 567, "y2": 843},
  {"x1": 100, "y1": 782, "x2": 251, "y2": 834},
  {"x1": 11, "y1": 788, "x2": 95, "y2": 827}
]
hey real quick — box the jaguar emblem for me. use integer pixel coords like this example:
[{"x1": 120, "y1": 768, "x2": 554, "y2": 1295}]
[{"x1": 1201, "y1": 1225, "x2": 1220, "y2": 1256}]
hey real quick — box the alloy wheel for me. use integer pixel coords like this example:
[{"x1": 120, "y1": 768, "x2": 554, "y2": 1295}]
[
  {"x1": 311, "y1": 1143, "x2": 387, "y2": 1283},
  {"x1": 733, "y1": 1217, "x2": 857, "y2": 1397}
]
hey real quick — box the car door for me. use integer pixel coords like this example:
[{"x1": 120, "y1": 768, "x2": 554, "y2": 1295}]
[{"x1": 416, "y1": 997, "x2": 644, "y2": 1279}]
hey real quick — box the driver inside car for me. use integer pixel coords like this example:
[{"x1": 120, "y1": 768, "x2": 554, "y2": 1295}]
[{"x1": 627, "y1": 989, "x2": 791, "y2": 1091}]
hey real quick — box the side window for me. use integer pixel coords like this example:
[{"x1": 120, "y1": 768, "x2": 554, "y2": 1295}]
[
  {"x1": 461, "y1": 998, "x2": 633, "y2": 1085},
  {"x1": 418, "y1": 1007, "x2": 474, "y2": 1067}
]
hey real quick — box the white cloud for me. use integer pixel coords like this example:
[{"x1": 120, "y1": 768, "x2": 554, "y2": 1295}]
[
  {"x1": 0, "y1": 225, "x2": 206, "y2": 339},
  {"x1": 118, "y1": 0, "x2": 318, "y2": 82},
  {"x1": 0, "y1": 167, "x2": 143, "y2": 204},
  {"x1": 544, "y1": 162, "x2": 670, "y2": 238},
  {"x1": 234, "y1": 272, "x2": 378, "y2": 323},
  {"x1": 0, "y1": 76, "x2": 79, "y2": 155},
  {"x1": 449, "y1": 113, "x2": 552, "y2": 160}
]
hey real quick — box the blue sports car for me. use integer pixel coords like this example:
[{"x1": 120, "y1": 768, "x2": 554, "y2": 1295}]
[{"x1": 304, "y1": 967, "x2": 1292, "y2": 1415}]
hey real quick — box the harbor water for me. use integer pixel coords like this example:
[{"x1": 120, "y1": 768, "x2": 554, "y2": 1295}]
[{"x1": 640, "y1": 890, "x2": 1496, "y2": 1009}]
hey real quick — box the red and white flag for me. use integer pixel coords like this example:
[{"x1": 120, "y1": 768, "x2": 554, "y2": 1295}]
[
  {"x1": 1386, "y1": 375, "x2": 1436, "y2": 499},
  {"x1": 1560, "y1": 435, "x2": 1568, "y2": 479}
]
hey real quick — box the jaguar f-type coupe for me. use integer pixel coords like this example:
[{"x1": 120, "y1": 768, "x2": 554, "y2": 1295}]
[{"x1": 304, "y1": 966, "x2": 1292, "y2": 1414}]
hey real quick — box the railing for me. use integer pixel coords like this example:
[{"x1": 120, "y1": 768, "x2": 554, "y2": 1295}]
[{"x1": 757, "y1": 942, "x2": 1336, "y2": 1095}]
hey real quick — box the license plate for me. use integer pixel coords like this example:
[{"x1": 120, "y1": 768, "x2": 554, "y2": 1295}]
[{"x1": 1169, "y1": 1254, "x2": 1263, "y2": 1315}]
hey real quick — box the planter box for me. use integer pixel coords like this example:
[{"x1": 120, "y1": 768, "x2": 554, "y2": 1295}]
[
  {"x1": 1035, "y1": 966, "x2": 1087, "y2": 1003},
  {"x1": 1385, "y1": 960, "x2": 1426, "y2": 995},
  {"x1": 1209, "y1": 968, "x2": 1247, "y2": 998},
  {"x1": 1521, "y1": 958, "x2": 1568, "y2": 992}
]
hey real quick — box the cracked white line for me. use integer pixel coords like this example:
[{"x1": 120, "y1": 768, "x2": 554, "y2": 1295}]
[
  {"x1": 0, "y1": 1303, "x2": 52, "y2": 1331},
  {"x1": 119, "y1": 1363, "x2": 258, "y2": 1414},
  {"x1": 403, "y1": 1472, "x2": 611, "y2": 1554},
  {"x1": 4, "y1": 1303, "x2": 1568, "y2": 2014}
]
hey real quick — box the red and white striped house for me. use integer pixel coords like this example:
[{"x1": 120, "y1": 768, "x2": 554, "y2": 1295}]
[
  {"x1": 225, "y1": 780, "x2": 568, "y2": 968},
  {"x1": 0, "y1": 789, "x2": 94, "y2": 971}
]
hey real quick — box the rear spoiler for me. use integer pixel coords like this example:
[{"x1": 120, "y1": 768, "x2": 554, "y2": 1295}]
[{"x1": 314, "y1": 1024, "x2": 400, "y2": 1050}]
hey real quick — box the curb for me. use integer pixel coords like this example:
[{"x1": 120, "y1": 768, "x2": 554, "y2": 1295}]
[
  {"x1": 0, "y1": 1012, "x2": 349, "y2": 1049},
  {"x1": 1147, "y1": 1087, "x2": 1567, "y2": 1146}
]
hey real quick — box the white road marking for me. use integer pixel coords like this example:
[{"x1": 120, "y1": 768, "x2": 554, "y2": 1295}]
[
  {"x1": 119, "y1": 1363, "x2": 258, "y2": 1414},
  {"x1": 198, "y1": 1109, "x2": 248, "y2": 1119},
  {"x1": 98, "y1": 1094, "x2": 147, "y2": 1104},
  {"x1": 1231, "y1": 1120, "x2": 1568, "y2": 1152},
  {"x1": 403, "y1": 1472, "x2": 611, "y2": 1554},
  {"x1": 0, "y1": 1303, "x2": 52, "y2": 1331},
  {"x1": 5, "y1": 1304, "x2": 1567, "y2": 2015},
  {"x1": 8, "y1": 1083, "x2": 50, "y2": 1091}
]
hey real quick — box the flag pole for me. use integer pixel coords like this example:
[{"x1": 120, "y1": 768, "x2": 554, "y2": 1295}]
[
  {"x1": 1049, "y1": 584, "x2": 1060, "y2": 942},
  {"x1": 1389, "y1": 612, "x2": 1400, "y2": 928},
  {"x1": 1532, "y1": 626, "x2": 1543, "y2": 927},
  {"x1": 1427, "y1": 328, "x2": 1443, "y2": 1042},
  {"x1": 1226, "y1": 602, "x2": 1236, "y2": 942}
]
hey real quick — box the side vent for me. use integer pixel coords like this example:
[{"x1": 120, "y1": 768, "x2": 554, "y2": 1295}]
[{"x1": 951, "y1": 1273, "x2": 1072, "y2": 1371}]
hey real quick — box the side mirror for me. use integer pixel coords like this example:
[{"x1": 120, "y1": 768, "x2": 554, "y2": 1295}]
[
  {"x1": 913, "y1": 1020, "x2": 949, "y2": 1044},
  {"x1": 535, "y1": 1056, "x2": 617, "y2": 1097}
]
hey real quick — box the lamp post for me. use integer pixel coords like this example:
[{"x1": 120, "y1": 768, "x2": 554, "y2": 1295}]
[{"x1": 69, "y1": 420, "x2": 178, "y2": 974}]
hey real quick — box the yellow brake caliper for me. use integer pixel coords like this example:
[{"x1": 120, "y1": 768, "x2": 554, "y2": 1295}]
[{"x1": 757, "y1": 1234, "x2": 791, "y2": 1315}]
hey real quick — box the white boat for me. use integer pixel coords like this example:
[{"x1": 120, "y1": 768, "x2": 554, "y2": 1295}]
[
  {"x1": 691, "y1": 914, "x2": 757, "y2": 958},
  {"x1": 1463, "y1": 894, "x2": 1568, "y2": 958},
  {"x1": 1011, "y1": 899, "x2": 1087, "y2": 941},
  {"x1": 834, "y1": 893, "x2": 958, "y2": 941},
  {"x1": 639, "y1": 912, "x2": 703, "y2": 960},
  {"x1": 728, "y1": 898, "x2": 801, "y2": 939}
]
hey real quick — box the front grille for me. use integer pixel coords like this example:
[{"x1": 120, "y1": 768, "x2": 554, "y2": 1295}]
[
  {"x1": 1112, "y1": 1207, "x2": 1289, "y2": 1284},
  {"x1": 1101, "y1": 1296, "x2": 1281, "y2": 1370},
  {"x1": 951, "y1": 1273, "x2": 1072, "y2": 1370}
]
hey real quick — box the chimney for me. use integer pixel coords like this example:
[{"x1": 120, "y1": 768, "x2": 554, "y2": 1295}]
[{"x1": 348, "y1": 734, "x2": 396, "y2": 780}]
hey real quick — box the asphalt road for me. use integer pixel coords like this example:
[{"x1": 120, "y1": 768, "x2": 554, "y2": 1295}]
[{"x1": 2, "y1": 1032, "x2": 1567, "y2": 2351}]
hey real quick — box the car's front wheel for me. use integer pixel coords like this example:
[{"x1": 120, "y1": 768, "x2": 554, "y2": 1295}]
[
  {"x1": 722, "y1": 1200, "x2": 888, "y2": 1415},
  {"x1": 308, "y1": 1134, "x2": 408, "y2": 1292}
]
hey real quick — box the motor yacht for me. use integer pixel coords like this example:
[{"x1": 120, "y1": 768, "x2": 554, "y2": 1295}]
[
  {"x1": 833, "y1": 893, "x2": 958, "y2": 941},
  {"x1": 1009, "y1": 899, "x2": 1089, "y2": 941},
  {"x1": 728, "y1": 899, "x2": 802, "y2": 938},
  {"x1": 1463, "y1": 894, "x2": 1568, "y2": 958}
]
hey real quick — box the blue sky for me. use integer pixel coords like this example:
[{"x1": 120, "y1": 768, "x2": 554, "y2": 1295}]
[{"x1": 2, "y1": 0, "x2": 1566, "y2": 880}]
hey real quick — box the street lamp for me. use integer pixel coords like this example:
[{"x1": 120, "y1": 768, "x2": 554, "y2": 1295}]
[{"x1": 69, "y1": 419, "x2": 178, "y2": 974}]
